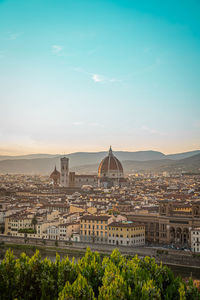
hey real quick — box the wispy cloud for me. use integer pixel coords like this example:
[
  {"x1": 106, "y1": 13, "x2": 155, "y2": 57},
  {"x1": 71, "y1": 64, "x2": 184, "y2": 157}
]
[
  {"x1": 72, "y1": 121, "x2": 84, "y2": 126},
  {"x1": 141, "y1": 125, "x2": 165, "y2": 136},
  {"x1": 51, "y1": 45, "x2": 63, "y2": 54},
  {"x1": 8, "y1": 32, "x2": 22, "y2": 40},
  {"x1": 89, "y1": 122, "x2": 104, "y2": 128},
  {"x1": 91, "y1": 73, "x2": 121, "y2": 83},
  {"x1": 72, "y1": 67, "x2": 121, "y2": 84},
  {"x1": 92, "y1": 74, "x2": 104, "y2": 82}
]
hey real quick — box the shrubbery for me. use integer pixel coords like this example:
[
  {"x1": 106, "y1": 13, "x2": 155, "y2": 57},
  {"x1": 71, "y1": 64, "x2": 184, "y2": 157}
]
[
  {"x1": 0, "y1": 248, "x2": 199, "y2": 299},
  {"x1": 18, "y1": 228, "x2": 36, "y2": 234}
]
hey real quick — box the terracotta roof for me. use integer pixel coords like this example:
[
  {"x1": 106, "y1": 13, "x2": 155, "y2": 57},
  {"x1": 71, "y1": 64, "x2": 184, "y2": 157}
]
[
  {"x1": 109, "y1": 221, "x2": 145, "y2": 228},
  {"x1": 81, "y1": 215, "x2": 111, "y2": 221},
  {"x1": 98, "y1": 147, "x2": 123, "y2": 176}
]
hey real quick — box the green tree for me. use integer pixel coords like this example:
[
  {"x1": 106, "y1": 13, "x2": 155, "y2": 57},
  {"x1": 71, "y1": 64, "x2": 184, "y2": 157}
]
[
  {"x1": 0, "y1": 248, "x2": 199, "y2": 299},
  {"x1": 58, "y1": 274, "x2": 95, "y2": 300}
]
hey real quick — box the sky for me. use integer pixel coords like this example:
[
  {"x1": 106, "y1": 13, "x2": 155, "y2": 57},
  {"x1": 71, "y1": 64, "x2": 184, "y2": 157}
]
[{"x1": 0, "y1": 0, "x2": 200, "y2": 155}]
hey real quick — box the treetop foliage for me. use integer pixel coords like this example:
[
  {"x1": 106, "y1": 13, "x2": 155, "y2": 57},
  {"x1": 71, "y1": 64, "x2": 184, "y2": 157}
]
[{"x1": 0, "y1": 248, "x2": 199, "y2": 300}]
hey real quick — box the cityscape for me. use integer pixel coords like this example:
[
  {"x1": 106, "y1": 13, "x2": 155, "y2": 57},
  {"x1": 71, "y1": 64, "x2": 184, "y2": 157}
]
[
  {"x1": 1, "y1": 148, "x2": 200, "y2": 254},
  {"x1": 1, "y1": 0, "x2": 200, "y2": 298}
]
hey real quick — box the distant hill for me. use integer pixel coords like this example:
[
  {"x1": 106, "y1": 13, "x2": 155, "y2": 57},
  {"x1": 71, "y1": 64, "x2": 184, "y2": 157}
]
[
  {"x1": 166, "y1": 150, "x2": 200, "y2": 160},
  {"x1": 0, "y1": 150, "x2": 165, "y2": 164},
  {"x1": 72, "y1": 154, "x2": 200, "y2": 174},
  {"x1": 0, "y1": 154, "x2": 59, "y2": 161},
  {"x1": 0, "y1": 150, "x2": 199, "y2": 174}
]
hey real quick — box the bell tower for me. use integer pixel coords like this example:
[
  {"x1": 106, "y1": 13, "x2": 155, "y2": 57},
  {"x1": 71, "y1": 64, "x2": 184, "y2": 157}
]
[{"x1": 60, "y1": 157, "x2": 69, "y2": 187}]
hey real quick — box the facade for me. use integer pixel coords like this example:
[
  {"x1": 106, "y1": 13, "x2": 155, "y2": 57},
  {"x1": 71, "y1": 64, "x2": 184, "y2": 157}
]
[
  {"x1": 5, "y1": 215, "x2": 33, "y2": 235},
  {"x1": 127, "y1": 200, "x2": 200, "y2": 247},
  {"x1": 80, "y1": 215, "x2": 113, "y2": 244},
  {"x1": 59, "y1": 222, "x2": 80, "y2": 240},
  {"x1": 47, "y1": 225, "x2": 59, "y2": 240},
  {"x1": 68, "y1": 173, "x2": 97, "y2": 188},
  {"x1": 98, "y1": 147, "x2": 125, "y2": 188},
  {"x1": 191, "y1": 228, "x2": 200, "y2": 252},
  {"x1": 108, "y1": 222, "x2": 145, "y2": 246}
]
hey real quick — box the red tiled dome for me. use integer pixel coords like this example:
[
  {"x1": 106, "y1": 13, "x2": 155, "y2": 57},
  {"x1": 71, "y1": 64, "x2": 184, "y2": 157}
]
[{"x1": 98, "y1": 147, "x2": 123, "y2": 176}]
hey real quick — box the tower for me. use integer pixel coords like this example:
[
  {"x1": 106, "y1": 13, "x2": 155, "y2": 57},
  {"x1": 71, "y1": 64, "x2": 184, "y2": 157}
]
[{"x1": 60, "y1": 157, "x2": 69, "y2": 187}]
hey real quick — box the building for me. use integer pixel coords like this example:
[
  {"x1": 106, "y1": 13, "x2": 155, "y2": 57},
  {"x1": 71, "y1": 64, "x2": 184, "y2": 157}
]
[
  {"x1": 50, "y1": 147, "x2": 126, "y2": 188},
  {"x1": 50, "y1": 166, "x2": 60, "y2": 187},
  {"x1": 68, "y1": 173, "x2": 97, "y2": 188},
  {"x1": 80, "y1": 215, "x2": 113, "y2": 244},
  {"x1": 127, "y1": 200, "x2": 200, "y2": 247},
  {"x1": 51, "y1": 156, "x2": 97, "y2": 188},
  {"x1": 108, "y1": 221, "x2": 145, "y2": 246},
  {"x1": 5, "y1": 214, "x2": 33, "y2": 235},
  {"x1": 60, "y1": 157, "x2": 69, "y2": 187},
  {"x1": 47, "y1": 225, "x2": 59, "y2": 240},
  {"x1": 191, "y1": 228, "x2": 200, "y2": 252},
  {"x1": 98, "y1": 147, "x2": 125, "y2": 188},
  {"x1": 59, "y1": 222, "x2": 80, "y2": 240}
]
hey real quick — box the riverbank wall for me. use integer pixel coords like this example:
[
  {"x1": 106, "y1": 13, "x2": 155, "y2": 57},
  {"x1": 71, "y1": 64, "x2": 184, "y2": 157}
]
[{"x1": 0, "y1": 234, "x2": 200, "y2": 269}]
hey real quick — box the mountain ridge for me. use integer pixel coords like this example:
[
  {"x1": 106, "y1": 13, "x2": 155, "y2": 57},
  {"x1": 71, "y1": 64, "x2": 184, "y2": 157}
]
[{"x1": 0, "y1": 152, "x2": 199, "y2": 175}]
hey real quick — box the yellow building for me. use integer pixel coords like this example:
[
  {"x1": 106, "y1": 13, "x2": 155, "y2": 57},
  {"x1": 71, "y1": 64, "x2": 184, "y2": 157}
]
[
  {"x1": 80, "y1": 215, "x2": 113, "y2": 243},
  {"x1": 5, "y1": 215, "x2": 33, "y2": 236},
  {"x1": 108, "y1": 222, "x2": 145, "y2": 246}
]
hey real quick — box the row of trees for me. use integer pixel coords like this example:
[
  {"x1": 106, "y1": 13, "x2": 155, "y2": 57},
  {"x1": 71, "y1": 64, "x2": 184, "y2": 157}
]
[{"x1": 0, "y1": 248, "x2": 199, "y2": 299}]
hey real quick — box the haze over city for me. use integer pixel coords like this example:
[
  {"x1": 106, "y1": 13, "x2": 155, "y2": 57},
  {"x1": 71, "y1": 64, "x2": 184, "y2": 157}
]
[{"x1": 0, "y1": 0, "x2": 200, "y2": 155}]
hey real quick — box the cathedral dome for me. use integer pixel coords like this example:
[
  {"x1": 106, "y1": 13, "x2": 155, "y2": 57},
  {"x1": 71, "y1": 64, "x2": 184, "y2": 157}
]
[{"x1": 98, "y1": 147, "x2": 123, "y2": 177}]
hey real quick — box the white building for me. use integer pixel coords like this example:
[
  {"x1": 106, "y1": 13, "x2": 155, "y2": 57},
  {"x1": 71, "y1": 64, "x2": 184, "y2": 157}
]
[
  {"x1": 47, "y1": 225, "x2": 59, "y2": 240},
  {"x1": 191, "y1": 228, "x2": 200, "y2": 253}
]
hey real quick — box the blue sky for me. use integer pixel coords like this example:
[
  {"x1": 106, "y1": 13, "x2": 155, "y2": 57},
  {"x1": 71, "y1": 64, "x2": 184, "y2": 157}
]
[{"x1": 0, "y1": 0, "x2": 200, "y2": 155}]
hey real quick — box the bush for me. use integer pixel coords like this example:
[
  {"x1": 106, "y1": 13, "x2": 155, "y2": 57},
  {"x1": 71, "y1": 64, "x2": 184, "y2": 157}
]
[
  {"x1": 18, "y1": 228, "x2": 36, "y2": 234},
  {"x1": 0, "y1": 248, "x2": 199, "y2": 299}
]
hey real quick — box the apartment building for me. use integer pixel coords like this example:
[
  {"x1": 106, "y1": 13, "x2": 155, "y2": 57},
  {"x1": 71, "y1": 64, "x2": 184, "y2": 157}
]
[
  {"x1": 80, "y1": 215, "x2": 113, "y2": 244},
  {"x1": 191, "y1": 228, "x2": 200, "y2": 252},
  {"x1": 108, "y1": 222, "x2": 145, "y2": 246},
  {"x1": 59, "y1": 222, "x2": 80, "y2": 240},
  {"x1": 5, "y1": 214, "x2": 33, "y2": 235}
]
